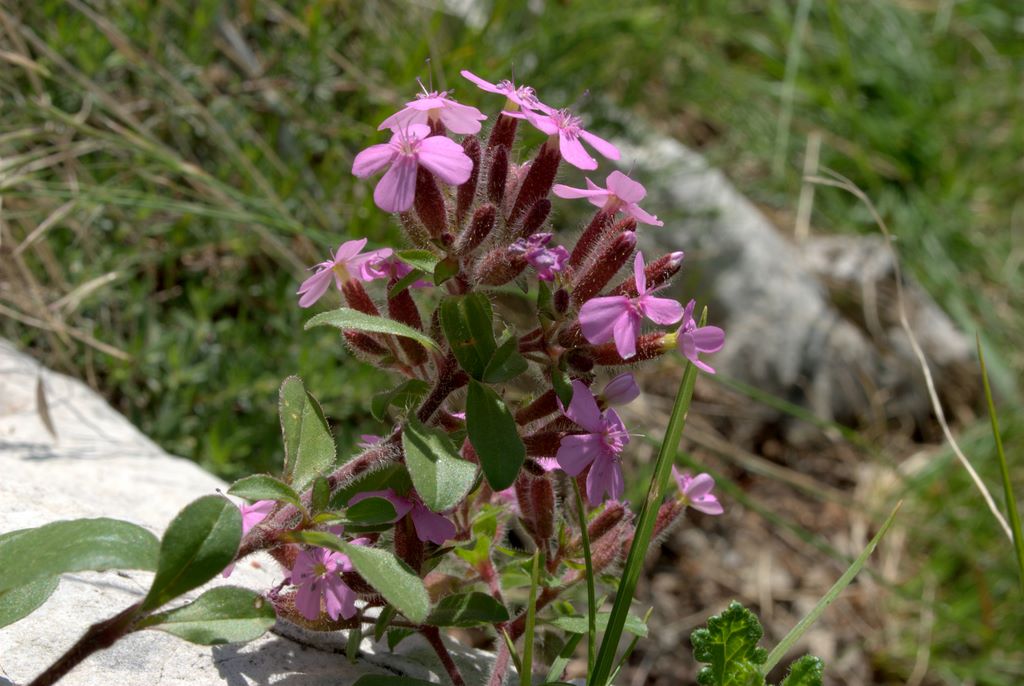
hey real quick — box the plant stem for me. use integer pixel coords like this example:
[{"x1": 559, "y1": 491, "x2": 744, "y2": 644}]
[
  {"x1": 571, "y1": 480, "x2": 597, "y2": 674},
  {"x1": 421, "y1": 626, "x2": 467, "y2": 686},
  {"x1": 28, "y1": 602, "x2": 142, "y2": 686},
  {"x1": 487, "y1": 636, "x2": 513, "y2": 686}
]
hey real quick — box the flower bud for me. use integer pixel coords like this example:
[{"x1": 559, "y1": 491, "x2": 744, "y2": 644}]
[
  {"x1": 487, "y1": 145, "x2": 509, "y2": 205},
  {"x1": 415, "y1": 167, "x2": 448, "y2": 238},
  {"x1": 515, "y1": 389, "x2": 559, "y2": 425},
  {"x1": 399, "y1": 210, "x2": 432, "y2": 249},
  {"x1": 611, "y1": 251, "x2": 685, "y2": 297},
  {"x1": 344, "y1": 331, "x2": 388, "y2": 357},
  {"x1": 557, "y1": 322, "x2": 584, "y2": 349},
  {"x1": 587, "y1": 333, "x2": 668, "y2": 365},
  {"x1": 569, "y1": 209, "x2": 614, "y2": 268},
  {"x1": 473, "y1": 246, "x2": 527, "y2": 286},
  {"x1": 394, "y1": 516, "x2": 425, "y2": 574},
  {"x1": 456, "y1": 203, "x2": 496, "y2": 256},
  {"x1": 564, "y1": 348, "x2": 594, "y2": 372},
  {"x1": 509, "y1": 139, "x2": 560, "y2": 224},
  {"x1": 571, "y1": 230, "x2": 637, "y2": 306},
  {"x1": 456, "y1": 136, "x2": 481, "y2": 227},
  {"x1": 388, "y1": 285, "x2": 427, "y2": 366},
  {"x1": 553, "y1": 287, "x2": 570, "y2": 315},
  {"x1": 523, "y1": 431, "x2": 563, "y2": 457},
  {"x1": 342, "y1": 280, "x2": 379, "y2": 315},
  {"x1": 488, "y1": 112, "x2": 519, "y2": 150},
  {"x1": 588, "y1": 501, "x2": 627, "y2": 542},
  {"x1": 517, "y1": 198, "x2": 552, "y2": 240}
]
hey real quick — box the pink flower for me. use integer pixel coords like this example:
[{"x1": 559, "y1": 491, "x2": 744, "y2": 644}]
[
  {"x1": 510, "y1": 233, "x2": 570, "y2": 281},
  {"x1": 352, "y1": 124, "x2": 473, "y2": 213},
  {"x1": 460, "y1": 70, "x2": 550, "y2": 112},
  {"x1": 553, "y1": 171, "x2": 663, "y2": 226},
  {"x1": 297, "y1": 238, "x2": 393, "y2": 308},
  {"x1": 556, "y1": 380, "x2": 630, "y2": 506},
  {"x1": 349, "y1": 488, "x2": 456, "y2": 545},
  {"x1": 676, "y1": 300, "x2": 725, "y2": 374},
  {"x1": 672, "y1": 466, "x2": 723, "y2": 515},
  {"x1": 512, "y1": 108, "x2": 620, "y2": 171},
  {"x1": 379, "y1": 88, "x2": 487, "y2": 135},
  {"x1": 222, "y1": 499, "x2": 275, "y2": 578},
  {"x1": 600, "y1": 373, "x2": 640, "y2": 406},
  {"x1": 578, "y1": 252, "x2": 684, "y2": 359},
  {"x1": 291, "y1": 546, "x2": 358, "y2": 621}
]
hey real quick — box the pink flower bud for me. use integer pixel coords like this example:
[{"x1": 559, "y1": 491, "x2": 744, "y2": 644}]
[
  {"x1": 571, "y1": 230, "x2": 637, "y2": 307},
  {"x1": 456, "y1": 136, "x2": 481, "y2": 227},
  {"x1": 487, "y1": 145, "x2": 509, "y2": 205},
  {"x1": 509, "y1": 138, "x2": 561, "y2": 224},
  {"x1": 569, "y1": 209, "x2": 614, "y2": 268},
  {"x1": 587, "y1": 333, "x2": 669, "y2": 365},
  {"x1": 414, "y1": 167, "x2": 448, "y2": 238},
  {"x1": 611, "y1": 251, "x2": 685, "y2": 297},
  {"x1": 473, "y1": 246, "x2": 527, "y2": 286},
  {"x1": 518, "y1": 198, "x2": 552, "y2": 240},
  {"x1": 456, "y1": 203, "x2": 496, "y2": 256},
  {"x1": 515, "y1": 389, "x2": 560, "y2": 425}
]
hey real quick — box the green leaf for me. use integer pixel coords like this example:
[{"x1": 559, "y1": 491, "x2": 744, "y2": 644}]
[
  {"x1": 466, "y1": 379, "x2": 525, "y2": 491},
  {"x1": 311, "y1": 477, "x2": 330, "y2": 514},
  {"x1": 0, "y1": 576, "x2": 59, "y2": 629},
  {"x1": 279, "y1": 376, "x2": 336, "y2": 492},
  {"x1": 387, "y1": 627, "x2": 414, "y2": 651},
  {"x1": 551, "y1": 369, "x2": 574, "y2": 407},
  {"x1": 549, "y1": 611, "x2": 648, "y2": 638},
  {"x1": 140, "y1": 586, "x2": 275, "y2": 645},
  {"x1": 330, "y1": 463, "x2": 413, "y2": 509},
  {"x1": 355, "y1": 674, "x2": 435, "y2": 686},
  {"x1": 440, "y1": 294, "x2": 497, "y2": 379},
  {"x1": 372, "y1": 379, "x2": 431, "y2": 421},
  {"x1": 403, "y1": 416, "x2": 478, "y2": 512},
  {"x1": 389, "y1": 269, "x2": 425, "y2": 298},
  {"x1": 344, "y1": 497, "x2": 398, "y2": 527},
  {"x1": 228, "y1": 474, "x2": 301, "y2": 509},
  {"x1": 395, "y1": 249, "x2": 441, "y2": 274},
  {"x1": 482, "y1": 335, "x2": 529, "y2": 383},
  {"x1": 305, "y1": 308, "x2": 439, "y2": 351},
  {"x1": 690, "y1": 602, "x2": 767, "y2": 686},
  {"x1": 425, "y1": 591, "x2": 510, "y2": 627},
  {"x1": 536, "y1": 280, "x2": 555, "y2": 319},
  {"x1": 346, "y1": 620, "x2": 363, "y2": 663},
  {"x1": 779, "y1": 655, "x2": 824, "y2": 686},
  {"x1": 433, "y1": 256, "x2": 460, "y2": 285},
  {"x1": 142, "y1": 496, "x2": 242, "y2": 611},
  {"x1": 0, "y1": 519, "x2": 159, "y2": 594},
  {"x1": 374, "y1": 604, "x2": 398, "y2": 641}
]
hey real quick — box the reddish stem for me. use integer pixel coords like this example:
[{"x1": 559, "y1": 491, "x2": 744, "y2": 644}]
[{"x1": 421, "y1": 626, "x2": 467, "y2": 686}]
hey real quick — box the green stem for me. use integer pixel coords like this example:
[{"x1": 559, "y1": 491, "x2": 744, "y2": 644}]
[
  {"x1": 571, "y1": 479, "x2": 598, "y2": 674},
  {"x1": 520, "y1": 552, "x2": 541, "y2": 686}
]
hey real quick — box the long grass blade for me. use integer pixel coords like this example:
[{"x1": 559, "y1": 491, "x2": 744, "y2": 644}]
[
  {"x1": 571, "y1": 479, "x2": 598, "y2": 674},
  {"x1": 520, "y1": 551, "x2": 541, "y2": 686}
]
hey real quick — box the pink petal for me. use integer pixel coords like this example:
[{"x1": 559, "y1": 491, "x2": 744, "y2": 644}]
[
  {"x1": 552, "y1": 182, "x2": 608, "y2": 200},
  {"x1": 374, "y1": 156, "x2": 418, "y2": 212},
  {"x1": 297, "y1": 269, "x2": 334, "y2": 308},
  {"x1": 602, "y1": 373, "x2": 639, "y2": 406},
  {"x1": 439, "y1": 102, "x2": 487, "y2": 135},
  {"x1": 411, "y1": 506, "x2": 456, "y2": 545},
  {"x1": 294, "y1": 580, "x2": 322, "y2": 620},
  {"x1": 692, "y1": 326, "x2": 725, "y2": 353},
  {"x1": 352, "y1": 143, "x2": 396, "y2": 177},
  {"x1": 379, "y1": 106, "x2": 427, "y2": 131},
  {"x1": 559, "y1": 132, "x2": 598, "y2": 170},
  {"x1": 633, "y1": 252, "x2": 647, "y2": 295},
  {"x1": 322, "y1": 578, "x2": 357, "y2": 620},
  {"x1": 579, "y1": 129, "x2": 621, "y2": 161},
  {"x1": 406, "y1": 97, "x2": 448, "y2": 111},
  {"x1": 672, "y1": 466, "x2": 688, "y2": 494},
  {"x1": 586, "y1": 454, "x2": 624, "y2": 506},
  {"x1": 565, "y1": 380, "x2": 603, "y2": 432},
  {"x1": 522, "y1": 109, "x2": 559, "y2": 136},
  {"x1": 603, "y1": 409, "x2": 629, "y2": 446},
  {"x1": 639, "y1": 294, "x2": 684, "y2": 325},
  {"x1": 241, "y1": 500, "x2": 276, "y2": 534},
  {"x1": 626, "y1": 203, "x2": 663, "y2": 227},
  {"x1": 605, "y1": 171, "x2": 646, "y2": 204},
  {"x1": 579, "y1": 296, "x2": 630, "y2": 346},
  {"x1": 556, "y1": 434, "x2": 602, "y2": 475},
  {"x1": 417, "y1": 136, "x2": 473, "y2": 186},
  {"x1": 692, "y1": 358, "x2": 717, "y2": 375},
  {"x1": 460, "y1": 69, "x2": 502, "y2": 94},
  {"x1": 334, "y1": 238, "x2": 369, "y2": 262},
  {"x1": 684, "y1": 473, "x2": 716, "y2": 499},
  {"x1": 692, "y1": 496, "x2": 724, "y2": 516},
  {"x1": 612, "y1": 311, "x2": 640, "y2": 359}
]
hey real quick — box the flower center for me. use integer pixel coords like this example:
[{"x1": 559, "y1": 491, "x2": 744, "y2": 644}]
[
  {"x1": 313, "y1": 562, "x2": 328, "y2": 578},
  {"x1": 552, "y1": 109, "x2": 582, "y2": 136},
  {"x1": 331, "y1": 262, "x2": 352, "y2": 283},
  {"x1": 396, "y1": 132, "x2": 422, "y2": 156}
]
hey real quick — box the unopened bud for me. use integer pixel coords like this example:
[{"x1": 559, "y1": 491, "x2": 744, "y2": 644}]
[
  {"x1": 343, "y1": 280, "x2": 379, "y2": 315},
  {"x1": 588, "y1": 333, "x2": 668, "y2": 365},
  {"x1": 572, "y1": 230, "x2": 637, "y2": 306},
  {"x1": 588, "y1": 521, "x2": 631, "y2": 574},
  {"x1": 517, "y1": 198, "x2": 552, "y2": 240},
  {"x1": 488, "y1": 113, "x2": 519, "y2": 150},
  {"x1": 487, "y1": 145, "x2": 509, "y2": 205},
  {"x1": 569, "y1": 209, "x2": 614, "y2": 267},
  {"x1": 523, "y1": 431, "x2": 563, "y2": 457},
  {"x1": 611, "y1": 251, "x2": 685, "y2": 297},
  {"x1": 553, "y1": 288, "x2": 570, "y2": 314},
  {"x1": 415, "y1": 167, "x2": 448, "y2": 238},
  {"x1": 456, "y1": 203, "x2": 496, "y2": 256},
  {"x1": 589, "y1": 501, "x2": 628, "y2": 542},
  {"x1": 344, "y1": 331, "x2": 388, "y2": 357},
  {"x1": 388, "y1": 285, "x2": 427, "y2": 366},
  {"x1": 515, "y1": 389, "x2": 559, "y2": 425},
  {"x1": 473, "y1": 246, "x2": 527, "y2": 286},
  {"x1": 508, "y1": 139, "x2": 560, "y2": 223},
  {"x1": 564, "y1": 348, "x2": 594, "y2": 372},
  {"x1": 456, "y1": 136, "x2": 481, "y2": 227},
  {"x1": 394, "y1": 516, "x2": 425, "y2": 574},
  {"x1": 399, "y1": 210, "x2": 432, "y2": 249},
  {"x1": 528, "y1": 475, "x2": 555, "y2": 541},
  {"x1": 557, "y1": 322, "x2": 584, "y2": 349}
]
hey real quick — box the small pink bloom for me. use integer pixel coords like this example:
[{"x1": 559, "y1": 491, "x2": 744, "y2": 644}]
[
  {"x1": 512, "y1": 108, "x2": 620, "y2": 171},
  {"x1": 556, "y1": 380, "x2": 630, "y2": 505},
  {"x1": 357, "y1": 434, "x2": 382, "y2": 449},
  {"x1": 672, "y1": 466, "x2": 723, "y2": 515},
  {"x1": 600, "y1": 373, "x2": 640, "y2": 406},
  {"x1": 553, "y1": 171, "x2": 663, "y2": 226},
  {"x1": 222, "y1": 499, "x2": 275, "y2": 578},
  {"x1": 459, "y1": 70, "x2": 550, "y2": 112},
  {"x1": 349, "y1": 488, "x2": 456, "y2": 545},
  {"x1": 297, "y1": 238, "x2": 393, "y2": 308},
  {"x1": 510, "y1": 233, "x2": 570, "y2": 281},
  {"x1": 291, "y1": 546, "x2": 358, "y2": 621},
  {"x1": 578, "y1": 252, "x2": 684, "y2": 359},
  {"x1": 352, "y1": 124, "x2": 473, "y2": 213},
  {"x1": 676, "y1": 300, "x2": 725, "y2": 374},
  {"x1": 379, "y1": 88, "x2": 487, "y2": 135}
]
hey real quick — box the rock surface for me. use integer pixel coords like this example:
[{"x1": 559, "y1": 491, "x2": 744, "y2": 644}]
[{"x1": 0, "y1": 339, "x2": 491, "y2": 686}]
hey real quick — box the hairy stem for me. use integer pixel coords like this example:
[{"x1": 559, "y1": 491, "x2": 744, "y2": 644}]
[
  {"x1": 28, "y1": 602, "x2": 142, "y2": 686},
  {"x1": 421, "y1": 626, "x2": 467, "y2": 686}
]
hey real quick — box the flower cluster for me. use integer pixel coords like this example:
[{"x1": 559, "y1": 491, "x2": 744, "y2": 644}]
[{"x1": 245, "y1": 67, "x2": 727, "y2": 674}]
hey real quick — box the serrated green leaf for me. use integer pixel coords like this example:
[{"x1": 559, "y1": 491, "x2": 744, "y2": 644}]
[
  {"x1": 425, "y1": 592, "x2": 510, "y2": 627},
  {"x1": 691, "y1": 602, "x2": 767, "y2": 686},
  {"x1": 549, "y1": 611, "x2": 648, "y2": 638},
  {"x1": 779, "y1": 655, "x2": 824, "y2": 686},
  {"x1": 403, "y1": 415, "x2": 478, "y2": 512},
  {"x1": 466, "y1": 379, "x2": 525, "y2": 491},
  {"x1": 372, "y1": 379, "x2": 431, "y2": 421},
  {"x1": 395, "y1": 249, "x2": 441, "y2": 274},
  {"x1": 279, "y1": 376, "x2": 336, "y2": 492},
  {"x1": 141, "y1": 586, "x2": 275, "y2": 645},
  {"x1": 305, "y1": 308, "x2": 439, "y2": 351},
  {"x1": 0, "y1": 576, "x2": 59, "y2": 629},
  {"x1": 228, "y1": 474, "x2": 301, "y2": 509},
  {"x1": 482, "y1": 335, "x2": 529, "y2": 383},
  {"x1": 0, "y1": 519, "x2": 159, "y2": 594},
  {"x1": 142, "y1": 496, "x2": 242, "y2": 611},
  {"x1": 440, "y1": 294, "x2": 497, "y2": 379}
]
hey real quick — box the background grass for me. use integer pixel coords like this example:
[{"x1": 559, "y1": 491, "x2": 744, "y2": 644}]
[{"x1": 1, "y1": 1, "x2": 1021, "y2": 683}]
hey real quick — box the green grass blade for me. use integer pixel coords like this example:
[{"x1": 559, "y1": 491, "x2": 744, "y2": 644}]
[
  {"x1": 762, "y1": 500, "x2": 903, "y2": 674},
  {"x1": 571, "y1": 479, "x2": 598, "y2": 674},
  {"x1": 589, "y1": 325, "x2": 702, "y2": 685},
  {"x1": 977, "y1": 335, "x2": 1024, "y2": 594},
  {"x1": 521, "y1": 551, "x2": 541, "y2": 686}
]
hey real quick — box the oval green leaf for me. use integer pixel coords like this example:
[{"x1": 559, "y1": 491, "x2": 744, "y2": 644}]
[
  {"x1": 0, "y1": 519, "x2": 159, "y2": 594},
  {"x1": 482, "y1": 335, "x2": 529, "y2": 383},
  {"x1": 426, "y1": 591, "x2": 510, "y2": 627},
  {"x1": 466, "y1": 379, "x2": 525, "y2": 491},
  {"x1": 279, "y1": 376, "x2": 337, "y2": 492},
  {"x1": 305, "y1": 308, "x2": 439, "y2": 351},
  {"x1": 372, "y1": 379, "x2": 431, "y2": 421},
  {"x1": 403, "y1": 416, "x2": 477, "y2": 513},
  {"x1": 141, "y1": 586, "x2": 276, "y2": 645},
  {"x1": 345, "y1": 496, "x2": 399, "y2": 526},
  {"x1": 228, "y1": 474, "x2": 301, "y2": 509},
  {"x1": 0, "y1": 575, "x2": 59, "y2": 629},
  {"x1": 142, "y1": 496, "x2": 242, "y2": 611},
  {"x1": 439, "y1": 294, "x2": 497, "y2": 379}
]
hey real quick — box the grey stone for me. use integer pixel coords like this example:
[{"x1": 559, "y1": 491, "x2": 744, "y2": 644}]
[{"x1": 0, "y1": 340, "x2": 493, "y2": 686}]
